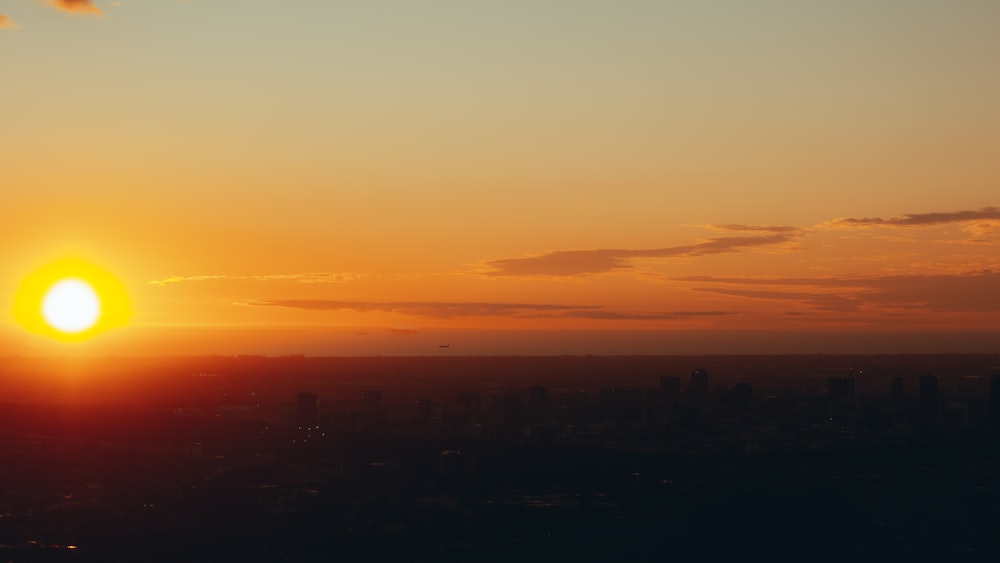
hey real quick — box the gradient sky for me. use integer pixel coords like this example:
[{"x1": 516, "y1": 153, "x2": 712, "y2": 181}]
[{"x1": 2, "y1": 0, "x2": 999, "y2": 355}]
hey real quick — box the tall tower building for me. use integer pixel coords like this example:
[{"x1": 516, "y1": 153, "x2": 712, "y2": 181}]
[
  {"x1": 690, "y1": 368, "x2": 709, "y2": 402},
  {"x1": 919, "y1": 373, "x2": 939, "y2": 434},
  {"x1": 528, "y1": 385, "x2": 550, "y2": 423},
  {"x1": 890, "y1": 377, "x2": 904, "y2": 402},
  {"x1": 991, "y1": 375, "x2": 1000, "y2": 423}
]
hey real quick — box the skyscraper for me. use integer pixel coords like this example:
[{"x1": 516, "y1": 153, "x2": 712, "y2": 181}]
[
  {"x1": 690, "y1": 368, "x2": 709, "y2": 402},
  {"x1": 891, "y1": 377, "x2": 904, "y2": 402},
  {"x1": 990, "y1": 375, "x2": 1000, "y2": 423},
  {"x1": 919, "y1": 373, "x2": 938, "y2": 434},
  {"x1": 528, "y1": 385, "x2": 549, "y2": 423}
]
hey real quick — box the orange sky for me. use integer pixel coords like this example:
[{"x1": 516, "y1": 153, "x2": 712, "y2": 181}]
[{"x1": 2, "y1": 1, "x2": 999, "y2": 355}]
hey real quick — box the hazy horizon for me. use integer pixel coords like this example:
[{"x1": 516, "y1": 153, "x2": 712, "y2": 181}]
[{"x1": 4, "y1": 326, "x2": 1000, "y2": 357}]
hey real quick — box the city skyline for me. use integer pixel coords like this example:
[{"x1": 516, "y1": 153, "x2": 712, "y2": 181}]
[{"x1": 2, "y1": 1, "x2": 999, "y2": 355}]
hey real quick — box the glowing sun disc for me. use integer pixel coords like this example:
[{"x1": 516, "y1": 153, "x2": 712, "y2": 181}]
[
  {"x1": 13, "y1": 258, "x2": 130, "y2": 343},
  {"x1": 41, "y1": 278, "x2": 102, "y2": 333}
]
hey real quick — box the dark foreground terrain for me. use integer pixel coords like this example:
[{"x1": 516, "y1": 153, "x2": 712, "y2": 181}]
[{"x1": 2, "y1": 354, "x2": 1000, "y2": 561}]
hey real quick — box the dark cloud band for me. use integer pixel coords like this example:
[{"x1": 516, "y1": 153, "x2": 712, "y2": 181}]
[
  {"x1": 833, "y1": 207, "x2": 1000, "y2": 228},
  {"x1": 485, "y1": 233, "x2": 798, "y2": 277},
  {"x1": 248, "y1": 299, "x2": 731, "y2": 321},
  {"x1": 689, "y1": 270, "x2": 1000, "y2": 313}
]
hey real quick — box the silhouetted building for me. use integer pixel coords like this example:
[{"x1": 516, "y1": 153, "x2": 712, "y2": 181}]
[
  {"x1": 659, "y1": 376, "x2": 681, "y2": 403},
  {"x1": 992, "y1": 375, "x2": 1000, "y2": 423},
  {"x1": 679, "y1": 405, "x2": 704, "y2": 430},
  {"x1": 438, "y1": 449, "x2": 474, "y2": 483},
  {"x1": 690, "y1": 369, "x2": 709, "y2": 402},
  {"x1": 727, "y1": 382, "x2": 753, "y2": 409},
  {"x1": 456, "y1": 392, "x2": 482, "y2": 411},
  {"x1": 886, "y1": 376, "x2": 907, "y2": 428},
  {"x1": 528, "y1": 385, "x2": 549, "y2": 423},
  {"x1": 185, "y1": 441, "x2": 204, "y2": 459},
  {"x1": 919, "y1": 373, "x2": 939, "y2": 434},
  {"x1": 297, "y1": 391, "x2": 318, "y2": 428},
  {"x1": 415, "y1": 399, "x2": 434, "y2": 418},
  {"x1": 599, "y1": 387, "x2": 645, "y2": 421},
  {"x1": 891, "y1": 377, "x2": 904, "y2": 402},
  {"x1": 919, "y1": 374, "x2": 938, "y2": 411},
  {"x1": 278, "y1": 402, "x2": 296, "y2": 427},
  {"x1": 599, "y1": 387, "x2": 622, "y2": 412},
  {"x1": 827, "y1": 377, "x2": 856, "y2": 400},
  {"x1": 493, "y1": 393, "x2": 525, "y2": 430}
]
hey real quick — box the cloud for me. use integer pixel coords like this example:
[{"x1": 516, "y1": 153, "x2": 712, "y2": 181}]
[
  {"x1": 561, "y1": 310, "x2": 736, "y2": 320},
  {"x1": 831, "y1": 207, "x2": 1000, "y2": 228},
  {"x1": 247, "y1": 299, "x2": 732, "y2": 321},
  {"x1": 0, "y1": 15, "x2": 20, "y2": 29},
  {"x1": 693, "y1": 287, "x2": 866, "y2": 313},
  {"x1": 482, "y1": 205, "x2": 997, "y2": 278},
  {"x1": 149, "y1": 273, "x2": 363, "y2": 287},
  {"x1": 679, "y1": 274, "x2": 870, "y2": 287},
  {"x1": 50, "y1": 0, "x2": 103, "y2": 14},
  {"x1": 959, "y1": 219, "x2": 1000, "y2": 244},
  {"x1": 685, "y1": 270, "x2": 1000, "y2": 313},
  {"x1": 484, "y1": 233, "x2": 798, "y2": 277},
  {"x1": 860, "y1": 271, "x2": 1000, "y2": 312},
  {"x1": 706, "y1": 224, "x2": 801, "y2": 233},
  {"x1": 249, "y1": 300, "x2": 601, "y2": 318},
  {"x1": 485, "y1": 249, "x2": 632, "y2": 276}
]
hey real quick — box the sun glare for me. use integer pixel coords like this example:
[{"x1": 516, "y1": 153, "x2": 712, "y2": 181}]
[
  {"x1": 42, "y1": 278, "x2": 102, "y2": 333},
  {"x1": 13, "y1": 258, "x2": 131, "y2": 342}
]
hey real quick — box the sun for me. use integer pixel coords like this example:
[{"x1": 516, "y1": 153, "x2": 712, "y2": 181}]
[
  {"x1": 13, "y1": 258, "x2": 130, "y2": 342},
  {"x1": 42, "y1": 278, "x2": 102, "y2": 333}
]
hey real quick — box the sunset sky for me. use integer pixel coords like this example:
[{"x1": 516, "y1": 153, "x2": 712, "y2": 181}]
[{"x1": 2, "y1": 1, "x2": 999, "y2": 355}]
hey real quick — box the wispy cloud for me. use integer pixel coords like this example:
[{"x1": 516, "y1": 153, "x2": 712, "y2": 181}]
[
  {"x1": 249, "y1": 300, "x2": 600, "y2": 318},
  {"x1": 692, "y1": 287, "x2": 866, "y2": 313},
  {"x1": 149, "y1": 273, "x2": 364, "y2": 287},
  {"x1": 705, "y1": 224, "x2": 801, "y2": 233},
  {"x1": 561, "y1": 310, "x2": 735, "y2": 321},
  {"x1": 247, "y1": 299, "x2": 733, "y2": 321},
  {"x1": 0, "y1": 15, "x2": 20, "y2": 29},
  {"x1": 484, "y1": 233, "x2": 799, "y2": 277},
  {"x1": 484, "y1": 206, "x2": 998, "y2": 278},
  {"x1": 960, "y1": 219, "x2": 1000, "y2": 244},
  {"x1": 49, "y1": 0, "x2": 103, "y2": 14},
  {"x1": 680, "y1": 275, "x2": 871, "y2": 287},
  {"x1": 685, "y1": 270, "x2": 1000, "y2": 313},
  {"x1": 858, "y1": 271, "x2": 1000, "y2": 312},
  {"x1": 830, "y1": 207, "x2": 1000, "y2": 228}
]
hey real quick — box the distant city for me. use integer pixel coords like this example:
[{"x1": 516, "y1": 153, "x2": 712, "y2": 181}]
[{"x1": 2, "y1": 354, "x2": 1000, "y2": 560}]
